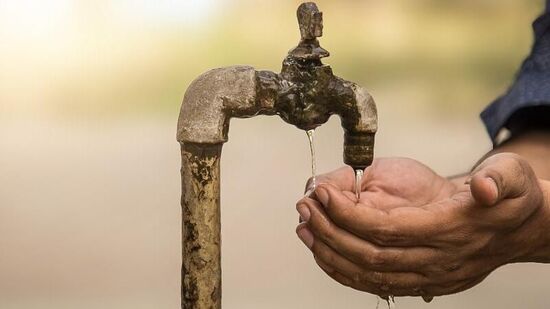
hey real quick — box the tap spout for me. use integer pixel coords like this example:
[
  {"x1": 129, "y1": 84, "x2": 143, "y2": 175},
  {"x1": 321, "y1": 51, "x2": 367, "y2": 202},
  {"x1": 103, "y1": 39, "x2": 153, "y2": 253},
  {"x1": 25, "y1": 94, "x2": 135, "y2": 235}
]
[{"x1": 338, "y1": 81, "x2": 378, "y2": 170}]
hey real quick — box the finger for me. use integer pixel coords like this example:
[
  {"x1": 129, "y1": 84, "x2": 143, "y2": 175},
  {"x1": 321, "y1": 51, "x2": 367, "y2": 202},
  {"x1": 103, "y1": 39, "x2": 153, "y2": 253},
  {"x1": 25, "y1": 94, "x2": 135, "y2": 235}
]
[
  {"x1": 314, "y1": 184, "x2": 448, "y2": 246},
  {"x1": 310, "y1": 235, "x2": 430, "y2": 293},
  {"x1": 437, "y1": 257, "x2": 500, "y2": 284},
  {"x1": 305, "y1": 166, "x2": 357, "y2": 194},
  {"x1": 424, "y1": 272, "x2": 490, "y2": 297},
  {"x1": 296, "y1": 222, "x2": 314, "y2": 249},
  {"x1": 469, "y1": 153, "x2": 539, "y2": 206},
  {"x1": 296, "y1": 199, "x2": 311, "y2": 222},
  {"x1": 469, "y1": 176, "x2": 498, "y2": 206},
  {"x1": 300, "y1": 198, "x2": 439, "y2": 271},
  {"x1": 323, "y1": 270, "x2": 410, "y2": 297}
]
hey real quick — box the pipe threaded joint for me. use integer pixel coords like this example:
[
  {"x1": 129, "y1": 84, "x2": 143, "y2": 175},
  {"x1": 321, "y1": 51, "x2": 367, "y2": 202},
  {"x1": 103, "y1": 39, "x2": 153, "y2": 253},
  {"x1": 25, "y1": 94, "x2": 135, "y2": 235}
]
[{"x1": 343, "y1": 132, "x2": 375, "y2": 170}]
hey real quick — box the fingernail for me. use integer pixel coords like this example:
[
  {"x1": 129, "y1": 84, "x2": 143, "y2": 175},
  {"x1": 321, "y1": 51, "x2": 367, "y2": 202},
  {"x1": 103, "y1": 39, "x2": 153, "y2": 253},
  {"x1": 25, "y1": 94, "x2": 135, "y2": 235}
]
[
  {"x1": 315, "y1": 186, "x2": 329, "y2": 205},
  {"x1": 297, "y1": 227, "x2": 314, "y2": 249},
  {"x1": 464, "y1": 176, "x2": 472, "y2": 185},
  {"x1": 485, "y1": 177, "x2": 499, "y2": 200},
  {"x1": 297, "y1": 204, "x2": 311, "y2": 222}
]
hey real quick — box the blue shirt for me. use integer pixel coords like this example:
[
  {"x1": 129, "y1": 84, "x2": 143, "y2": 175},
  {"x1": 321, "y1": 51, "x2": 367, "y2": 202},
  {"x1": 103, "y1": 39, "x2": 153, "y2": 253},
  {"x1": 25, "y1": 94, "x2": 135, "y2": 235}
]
[{"x1": 481, "y1": 0, "x2": 550, "y2": 143}]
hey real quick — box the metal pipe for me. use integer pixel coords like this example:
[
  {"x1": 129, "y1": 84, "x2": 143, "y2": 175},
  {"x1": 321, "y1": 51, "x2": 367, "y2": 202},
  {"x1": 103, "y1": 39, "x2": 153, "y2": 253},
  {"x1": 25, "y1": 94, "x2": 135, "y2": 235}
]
[
  {"x1": 177, "y1": 2, "x2": 377, "y2": 308},
  {"x1": 180, "y1": 143, "x2": 222, "y2": 309}
]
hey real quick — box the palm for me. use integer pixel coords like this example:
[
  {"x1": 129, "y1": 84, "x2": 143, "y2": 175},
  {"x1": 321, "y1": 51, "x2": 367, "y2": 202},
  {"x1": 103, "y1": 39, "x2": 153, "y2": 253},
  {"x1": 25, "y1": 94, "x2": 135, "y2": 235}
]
[
  {"x1": 316, "y1": 158, "x2": 457, "y2": 211},
  {"x1": 360, "y1": 158, "x2": 457, "y2": 210}
]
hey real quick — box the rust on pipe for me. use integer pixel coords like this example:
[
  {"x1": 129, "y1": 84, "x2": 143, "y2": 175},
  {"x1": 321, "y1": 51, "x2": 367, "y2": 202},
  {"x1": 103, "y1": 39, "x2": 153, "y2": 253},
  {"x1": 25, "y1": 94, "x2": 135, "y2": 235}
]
[{"x1": 180, "y1": 143, "x2": 222, "y2": 309}]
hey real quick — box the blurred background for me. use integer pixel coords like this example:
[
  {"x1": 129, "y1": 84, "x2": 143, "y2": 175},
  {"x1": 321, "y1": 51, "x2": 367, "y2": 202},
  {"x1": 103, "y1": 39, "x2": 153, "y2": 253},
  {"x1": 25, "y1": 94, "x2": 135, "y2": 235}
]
[{"x1": 1, "y1": 0, "x2": 549, "y2": 308}]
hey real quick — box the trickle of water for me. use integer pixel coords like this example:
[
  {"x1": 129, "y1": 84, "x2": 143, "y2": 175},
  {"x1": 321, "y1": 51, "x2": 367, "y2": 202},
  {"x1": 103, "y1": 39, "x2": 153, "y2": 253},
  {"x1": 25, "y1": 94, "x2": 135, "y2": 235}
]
[
  {"x1": 354, "y1": 169, "x2": 363, "y2": 200},
  {"x1": 306, "y1": 129, "x2": 317, "y2": 192},
  {"x1": 386, "y1": 295, "x2": 395, "y2": 309},
  {"x1": 375, "y1": 296, "x2": 395, "y2": 309}
]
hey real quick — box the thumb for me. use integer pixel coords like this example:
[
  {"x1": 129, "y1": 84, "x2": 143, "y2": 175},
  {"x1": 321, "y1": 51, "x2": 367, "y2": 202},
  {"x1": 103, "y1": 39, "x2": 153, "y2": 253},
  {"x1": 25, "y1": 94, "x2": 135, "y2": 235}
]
[{"x1": 469, "y1": 153, "x2": 537, "y2": 206}]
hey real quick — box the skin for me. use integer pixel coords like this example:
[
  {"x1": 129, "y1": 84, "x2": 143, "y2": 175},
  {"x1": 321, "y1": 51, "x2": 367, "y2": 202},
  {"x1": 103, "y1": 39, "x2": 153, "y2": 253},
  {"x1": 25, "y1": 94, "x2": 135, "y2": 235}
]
[{"x1": 295, "y1": 129, "x2": 550, "y2": 299}]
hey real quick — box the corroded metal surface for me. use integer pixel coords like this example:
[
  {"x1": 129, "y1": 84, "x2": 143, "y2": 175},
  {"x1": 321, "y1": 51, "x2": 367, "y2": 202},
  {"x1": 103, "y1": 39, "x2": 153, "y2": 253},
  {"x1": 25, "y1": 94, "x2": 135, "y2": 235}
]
[
  {"x1": 177, "y1": 66, "x2": 275, "y2": 145},
  {"x1": 180, "y1": 143, "x2": 222, "y2": 309},
  {"x1": 177, "y1": 2, "x2": 377, "y2": 170},
  {"x1": 177, "y1": 2, "x2": 378, "y2": 308}
]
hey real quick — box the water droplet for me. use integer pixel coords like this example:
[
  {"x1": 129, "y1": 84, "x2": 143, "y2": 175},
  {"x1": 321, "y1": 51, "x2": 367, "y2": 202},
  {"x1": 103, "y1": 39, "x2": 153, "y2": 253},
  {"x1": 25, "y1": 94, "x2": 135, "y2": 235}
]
[{"x1": 422, "y1": 295, "x2": 434, "y2": 303}]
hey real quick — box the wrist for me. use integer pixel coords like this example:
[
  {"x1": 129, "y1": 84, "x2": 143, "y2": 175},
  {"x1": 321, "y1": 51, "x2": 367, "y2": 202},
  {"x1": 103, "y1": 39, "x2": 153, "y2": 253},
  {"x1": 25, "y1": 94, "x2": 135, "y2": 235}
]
[
  {"x1": 515, "y1": 180, "x2": 550, "y2": 263},
  {"x1": 491, "y1": 130, "x2": 550, "y2": 180}
]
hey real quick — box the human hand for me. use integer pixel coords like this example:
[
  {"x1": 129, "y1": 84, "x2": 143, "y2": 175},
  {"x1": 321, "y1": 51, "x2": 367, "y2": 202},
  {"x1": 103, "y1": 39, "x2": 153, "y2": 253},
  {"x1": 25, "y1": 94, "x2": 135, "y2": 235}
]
[
  {"x1": 303, "y1": 157, "x2": 457, "y2": 212},
  {"x1": 296, "y1": 154, "x2": 549, "y2": 299}
]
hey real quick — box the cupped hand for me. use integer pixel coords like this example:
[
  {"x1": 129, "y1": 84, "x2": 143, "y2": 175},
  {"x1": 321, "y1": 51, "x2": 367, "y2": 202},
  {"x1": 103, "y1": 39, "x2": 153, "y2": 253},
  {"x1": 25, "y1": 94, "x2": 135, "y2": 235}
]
[
  {"x1": 304, "y1": 157, "x2": 457, "y2": 212},
  {"x1": 296, "y1": 154, "x2": 549, "y2": 299}
]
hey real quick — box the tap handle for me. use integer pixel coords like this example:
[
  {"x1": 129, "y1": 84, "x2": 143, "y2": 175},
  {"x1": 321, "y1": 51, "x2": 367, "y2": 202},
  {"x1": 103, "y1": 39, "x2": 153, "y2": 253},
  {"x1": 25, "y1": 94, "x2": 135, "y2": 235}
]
[{"x1": 288, "y1": 2, "x2": 329, "y2": 61}]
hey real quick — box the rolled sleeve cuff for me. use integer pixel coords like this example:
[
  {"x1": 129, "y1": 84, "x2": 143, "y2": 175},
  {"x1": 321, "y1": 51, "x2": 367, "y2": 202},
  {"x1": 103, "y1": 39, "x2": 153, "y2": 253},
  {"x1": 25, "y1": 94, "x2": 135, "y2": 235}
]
[
  {"x1": 481, "y1": 65, "x2": 550, "y2": 141},
  {"x1": 481, "y1": 6, "x2": 550, "y2": 143}
]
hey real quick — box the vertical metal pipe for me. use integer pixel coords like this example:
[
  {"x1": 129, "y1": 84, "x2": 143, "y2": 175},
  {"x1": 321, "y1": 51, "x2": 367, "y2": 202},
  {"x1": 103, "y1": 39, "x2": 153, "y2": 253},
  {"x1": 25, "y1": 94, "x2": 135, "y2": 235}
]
[{"x1": 180, "y1": 142, "x2": 223, "y2": 309}]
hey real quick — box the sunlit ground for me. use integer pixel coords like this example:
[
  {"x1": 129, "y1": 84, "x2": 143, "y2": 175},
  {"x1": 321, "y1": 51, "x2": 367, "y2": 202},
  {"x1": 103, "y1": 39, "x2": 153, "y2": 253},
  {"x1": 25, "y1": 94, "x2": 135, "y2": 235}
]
[{"x1": 1, "y1": 0, "x2": 549, "y2": 308}]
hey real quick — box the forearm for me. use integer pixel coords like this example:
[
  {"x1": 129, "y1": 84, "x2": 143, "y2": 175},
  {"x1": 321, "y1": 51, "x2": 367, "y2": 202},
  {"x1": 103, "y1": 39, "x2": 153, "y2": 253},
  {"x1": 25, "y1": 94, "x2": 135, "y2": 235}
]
[
  {"x1": 449, "y1": 129, "x2": 550, "y2": 186},
  {"x1": 487, "y1": 130, "x2": 550, "y2": 180}
]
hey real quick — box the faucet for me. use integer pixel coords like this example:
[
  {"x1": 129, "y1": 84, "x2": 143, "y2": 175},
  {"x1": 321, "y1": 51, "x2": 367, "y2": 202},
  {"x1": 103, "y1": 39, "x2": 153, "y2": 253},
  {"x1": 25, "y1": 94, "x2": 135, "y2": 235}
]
[{"x1": 176, "y1": 2, "x2": 377, "y2": 308}]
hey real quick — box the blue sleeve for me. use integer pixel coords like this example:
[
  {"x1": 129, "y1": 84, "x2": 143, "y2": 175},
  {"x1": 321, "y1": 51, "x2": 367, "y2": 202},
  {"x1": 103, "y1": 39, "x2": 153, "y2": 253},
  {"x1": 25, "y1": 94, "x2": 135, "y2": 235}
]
[{"x1": 481, "y1": 0, "x2": 550, "y2": 142}]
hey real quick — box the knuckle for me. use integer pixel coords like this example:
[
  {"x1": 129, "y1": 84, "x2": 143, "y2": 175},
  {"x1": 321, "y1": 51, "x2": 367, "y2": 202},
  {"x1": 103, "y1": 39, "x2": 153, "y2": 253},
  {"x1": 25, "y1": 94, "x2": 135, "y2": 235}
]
[
  {"x1": 440, "y1": 260, "x2": 462, "y2": 273},
  {"x1": 505, "y1": 153, "x2": 525, "y2": 165},
  {"x1": 483, "y1": 153, "x2": 535, "y2": 199},
  {"x1": 364, "y1": 248, "x2": 387, "y2": 267},
  {"x1": 317, "y1": 222, "x2": 335, "y2": 243},
  {"x1": 295, "y1": 200, "x2": 306, "y2": 211},
  {"x1": 339, "y1": 277, "x2": 352, "y2": 287},
  {"x1": 323, "y1": 251, "x2": 337, "y2": 266},
  {"x1": 366, "y1": 271, "x2": 385, "y2": 285},
  {"x1": 372, "y1": 225, "x2": 401, "y2": 245},
  {"x1": 314, "y1": 257, "x2": 335, "y2": 275},
  {"x1": 429, "y1": 255, "x2": 461, "y2": 277},
  {"x1": 330, "y1": 271, "x2": 353, "y2": 288},
  {"x1": 313, "y1": 244, "x2": 336, "y2": 266},
  {"x1": 309, "y1": 240, "x2": 320, "y2": 254},
  {"x1": 507, "y1": 156, "x2": 528, "y2": 178}
]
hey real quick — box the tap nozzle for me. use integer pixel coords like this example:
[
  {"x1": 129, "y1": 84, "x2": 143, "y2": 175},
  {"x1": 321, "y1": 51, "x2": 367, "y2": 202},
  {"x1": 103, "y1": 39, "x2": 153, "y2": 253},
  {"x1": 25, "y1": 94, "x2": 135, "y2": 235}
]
[{"x1": 344, "y1": 132, "x2": 375, "y2": 171}]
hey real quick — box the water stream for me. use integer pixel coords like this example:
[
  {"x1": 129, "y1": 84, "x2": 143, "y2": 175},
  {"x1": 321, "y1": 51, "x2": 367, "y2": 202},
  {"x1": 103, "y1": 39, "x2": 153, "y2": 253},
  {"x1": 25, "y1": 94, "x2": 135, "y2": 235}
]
[
  {"x1": 306, "y1": 129, "x2": 317, "y2": 195},
  {"x1": 375, "y1": 296, "x2": 395, "y2": 309},
  {"x1": 354, "y1": 169, "x2": 363, "y2": 200},
  {"x1": 387, "y1": 296, "x2": 395, "y2": 309}
]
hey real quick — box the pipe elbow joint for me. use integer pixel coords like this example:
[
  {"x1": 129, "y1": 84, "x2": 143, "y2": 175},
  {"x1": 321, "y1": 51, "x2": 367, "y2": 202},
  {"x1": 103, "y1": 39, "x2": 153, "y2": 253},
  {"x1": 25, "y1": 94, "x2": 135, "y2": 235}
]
[{"x1": 177, "y1": 66, "x2": 277, "y2": 144}]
